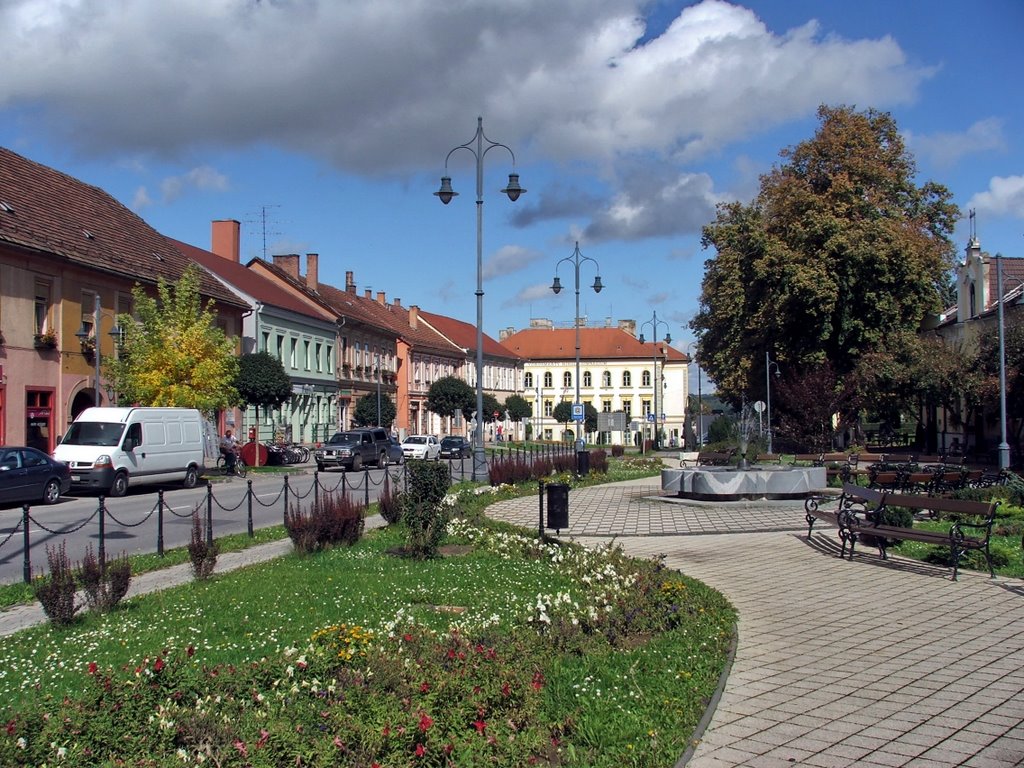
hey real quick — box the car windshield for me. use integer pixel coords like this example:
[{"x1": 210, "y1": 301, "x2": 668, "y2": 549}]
[
  {"x1": 327, "y1": 433, "x2": 360, "y2": 445},
  {"x1": 404, "y1": 437, "x2": 426, "y2": 445},
  {"x1": 441, "y1": 438, "x2": 461, "y2": 446},
  {"x1": 61, "y1": 421, "x2": 125, "y2": 447}
]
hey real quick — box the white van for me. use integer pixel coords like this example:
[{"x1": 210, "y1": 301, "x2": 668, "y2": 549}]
[{"x1": 54, "y1": 407, "x2": 208, "y2": 497}]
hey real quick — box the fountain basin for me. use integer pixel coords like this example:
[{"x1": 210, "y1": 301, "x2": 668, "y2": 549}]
[{"x1": 662, "y1": 465, "x2": 826, "y2": 501}]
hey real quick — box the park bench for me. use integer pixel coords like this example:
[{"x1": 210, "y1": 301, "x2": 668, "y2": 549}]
[
  {"x1": 806, "y1": 483, "x2": 999, "y2": 581},
  {"x1": 821, "y1": 452, "x2": 853, "y2": 483},
  {"x1": 695, "y1": 448, "x2": 736, "y2": 466}
]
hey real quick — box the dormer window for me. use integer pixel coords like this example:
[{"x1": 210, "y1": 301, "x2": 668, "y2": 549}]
[{"x1": 969, "y1": 283, "x2": 976, "y2": 318}]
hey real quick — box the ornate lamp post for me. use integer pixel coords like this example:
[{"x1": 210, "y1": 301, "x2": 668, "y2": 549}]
[
  {"x1": 765, "y1": 352, "x2": 782, "y2": 454},
  {"x1": 551, "y1": 242, "x2": 602, "y2": 469},
  {"x1": 75, "y1": 293, "x2": 123, "y2": 407},
  {"x1": 638, "y1": 312, "x2": 671, "y2": 450},
  {"x1": 435, "y1": 117, "x2": 524, "y2": 480},
  {"x1": 686, "y1": 341, "x2": 702, "y2": 449}
]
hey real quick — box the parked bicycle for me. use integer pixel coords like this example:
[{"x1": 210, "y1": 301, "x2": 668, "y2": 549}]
[{"x1": 215, "y1": 453, "x2": 248, "y2": 478}]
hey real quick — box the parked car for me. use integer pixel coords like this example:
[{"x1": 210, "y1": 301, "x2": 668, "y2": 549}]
[
  {"x1": 384, "y1": 436, "x2": 405, "y2": 466},
  {"x1": 401, "y1": 435, "x2": 441, "y2": 461},
  {"x1": 0, "y1": 446, "x2": 71, "y2": 506},
  {"x1": 314, "y1": 428, "x2": 392, "y2": 471},
  {"x1": 438, "y1": 436, "x2": 472, "y2": 459}
]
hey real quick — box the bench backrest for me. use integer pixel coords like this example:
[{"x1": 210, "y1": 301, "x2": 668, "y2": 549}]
[
  {"x1": 840, "y1": 483, "x2": 884, "y2": 508},
  {"x1": 882, "y1": 493, "x2": 996, "y2": 519},
  {"x1": 793, "y1": 453, "x2": 822, "y2": 465}
]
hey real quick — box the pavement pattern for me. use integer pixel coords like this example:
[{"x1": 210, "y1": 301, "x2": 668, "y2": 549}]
[{"x1": 3, "y1": 473, "x2": 1023, "y2": 767}]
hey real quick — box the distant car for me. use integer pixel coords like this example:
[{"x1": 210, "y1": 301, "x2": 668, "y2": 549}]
[
  {"x1": 0, "y1": 446, "x2": 71, "y2": 506},
  {"x1": 314, "y1": 428, "x2": 392, "y2": 471},
  {"x1": 438, "y1": 436, "x2": 471, "y2": 459},
  {"x1": 401, "y1": 435, "x2": 441, "y2": 461},
  {"x1": 383, "y1": 436, "x2": 405, "y2": 466}
]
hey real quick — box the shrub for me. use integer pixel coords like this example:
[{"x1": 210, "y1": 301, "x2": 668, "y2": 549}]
[
  {"x1": 286, "y1": 492, "x2": 365, "y2": 554},
  {"x1": 187, "y1": 508, "x2": 218, "y2": 580},
  {"x1": 531, "y1": 457, "x2": 553, "y2": 480},
  {"x1": 589, "y1": 448, "x2": 609, "y2": 474},
  {"x1": 33, "y1": 541, "x2": 79, "y2": 627},
  {"x1": 552, "y1": 452, "x2": 575, "y2": 474},
  {"x1": 378, "y1": 473, "x2": 403, "y2": 524},
  {"x1": 400, "y1": 461, "x2": 451, "y2": 558},
  {"x1": 78, "y1": 545, "x2": 131, "y2": 612},
  {"x1": 611, "y1": 444, "x2": 624, "y2": 457}
]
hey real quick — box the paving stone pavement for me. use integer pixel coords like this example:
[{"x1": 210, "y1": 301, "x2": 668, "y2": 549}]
[{"x1": 486, "y1": 477, "x2": 1024, "y2": 767}]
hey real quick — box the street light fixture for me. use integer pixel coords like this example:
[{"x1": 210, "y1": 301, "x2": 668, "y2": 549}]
[
  {"x1": 638, "y1": 312, "x2": 671, "y2": 450},
  {"x1": 435, "y1": 116, "x2": 524, "y2": 481},
  {"x1": 551, "y1": 242, "x2": 602, "y2": 469},
  {"x1": 75, "y1": 293, "x2": 123, "y2": 407},
  {"x1": 765, "y1": 351, "x2": 781, "y2": 454},
  {"x1": 686, "y1": 341, "x2": 703, "y2": 449}
]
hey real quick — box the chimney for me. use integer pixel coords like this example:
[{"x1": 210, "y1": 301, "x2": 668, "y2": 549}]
[
  {"x1": 376, "y1": 291, "x2": 386, "y2": 305},
  {"x1": 345, "y1": 271, "x2": 356, "y2": 294},
  {"x1": 273, "y1": 254, "x2": 300, "y2": 279},
  {"x1": 618, "y1": 319, "x2": 637, "y2": 337},
  {"x1": 364, "y1": 289, "x2": 372, "y2": 299},
  {"x1": 306, "y1": 253, "x2": 318, "y2": 290},
  {"x1": 211, "y1": 220, "x2": 241, "y2": 262},
  {"x1": 409, "y1": 305, "x2": 419, "y2": 329},
  {"x1": 392, "y1": 298, "x2": 402, "y2": 308}
]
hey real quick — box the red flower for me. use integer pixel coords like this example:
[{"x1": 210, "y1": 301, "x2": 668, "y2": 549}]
[
  {"x1": 87, "y1": 662, "x2": 98, "y2": 675},
  {"x1": 474, "y1": 719, "x2": 487, "y2": 734},
  {"x1": 403, "y1": 633, "x2": 413, "y2": 642},
  {"x1": 186, "y1": 645, "x2": 195, "y2": 657},
  {"x1": 418, "y1": 713, "x2": 433, "y2": 732},
  {"x1": 256, "y1": 729, "x2": 270, "y2": 748},
  {"x1": 447, "y1": 649, "x2": 456, "y2": 659},
  {"x1": 232, "y1": 740, "x2": 248, "y2": 757},
  {"x1": 420, "y1": 681, "x2": 430, "y2": 693},
  {"x1": 501, "y1": 682, "x2": 511, "y2": 697},
  {"x1": 415, "y1": 743, "x2": 426, "y2": 757},
  {"x1": 382, "y1": 725, "x2": 391, "y2": 737},
  {"x1": 333, "y1": 736, "x2": 344, "y2": 748},
  {"x1": 531, "y1": 672, "x2": 544, "y2": 691},
  {"x1": 153, "y1": 657, "x2": 165, "y2": 673}
]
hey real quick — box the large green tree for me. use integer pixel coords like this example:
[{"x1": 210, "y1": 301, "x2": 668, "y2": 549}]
[
  {"x1": 353, "y1": 392, "x2": 396, "y2": 428},
  {"x1": 234, "y1": 352, "x2": 292, "y2": 424},
  {"x1": 551, "y1": 401, "x2": 598, "y2": 437},
  {"x1": 504, "y1": 394, "x2": 533, "y2": 424},
  {"x1": 426, "y1": 376, "x2": 475, "y2": 421},
  {"x1": 692, "y1": 105, "x2": 959, "y2": 407},
  {"x1": 108, "y1": 265, "x2": 239, "y2": 412}
]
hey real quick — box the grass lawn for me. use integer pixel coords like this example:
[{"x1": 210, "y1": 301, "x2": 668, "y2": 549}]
[{"x1": 0, "y1": 456, "x2": 740, "y2": 767}]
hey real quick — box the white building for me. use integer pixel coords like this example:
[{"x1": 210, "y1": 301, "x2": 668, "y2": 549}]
[{"x1": 500, "y1": 320, "x2": 689, "y2": 447}]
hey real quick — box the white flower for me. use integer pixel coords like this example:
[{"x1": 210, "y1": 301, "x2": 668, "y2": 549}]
[{"x1": 17, "y1": 737, "x2": 26, "y2": 749}]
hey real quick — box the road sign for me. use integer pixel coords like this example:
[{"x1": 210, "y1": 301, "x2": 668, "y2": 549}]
[
  {"x1": 571, "y1": 404, "x2": 584, "y2": 422},
  {"x1": 646, "y1": 413, "x2": 655, "y2": 423},
  {"x1": 753, "y1": 400, "x2": 766, "y2": 414}
]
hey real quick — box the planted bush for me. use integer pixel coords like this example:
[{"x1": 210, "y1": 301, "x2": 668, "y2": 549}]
[
  {"x1": 187, "y1": 509, "x2": 218, "y2": 580},
  {"x1": 78, "y1": 545, "x2": 131, "y2": 612},
  {"x1": 377, "y1": 473, "x2": 403, "y2": 524},
  {"x1": 611, "y1": 444, "x2": 624, "y2": 457},
  {"x1": 589, "y1": 448, "x2": 609, "y2": 474},
  {"x1": 401, "y1": 461, "x2": 451, "y2": 558},
  {"x1": 33, "y1": 542, "x2": 79, "y2": 627},
  {"x1": 286, "y1": 492, "x2": 365, "y2": 554}
]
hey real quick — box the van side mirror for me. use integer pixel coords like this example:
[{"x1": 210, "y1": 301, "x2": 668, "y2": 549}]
[{"x1": 123, "y1": 438, "x2": 135, "y2": 452}]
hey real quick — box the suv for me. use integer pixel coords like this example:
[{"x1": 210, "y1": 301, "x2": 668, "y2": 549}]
[
  {"x1": 315, "y1": 428, "x2": 392, "y2": 471},
  {"x1": 438, "y1": 436, "x2": 471, "y2": 459}
]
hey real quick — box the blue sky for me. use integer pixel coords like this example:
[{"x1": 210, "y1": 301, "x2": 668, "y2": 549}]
[{"x1": 2, "y1": 0, "x2": 1022, "y2": 393}]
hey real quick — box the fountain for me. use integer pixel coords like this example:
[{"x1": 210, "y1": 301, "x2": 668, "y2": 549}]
[{"x1": 662, "y1": 405, "x2": 825, "y2": 501}]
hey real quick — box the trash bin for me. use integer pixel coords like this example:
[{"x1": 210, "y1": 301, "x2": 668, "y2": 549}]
[
  {"x1": 576, "y1": 449, "x2": 590, "y2": 477},
  {"x1": 546, "y1": 483, "x2": 569, "y2": 530}
]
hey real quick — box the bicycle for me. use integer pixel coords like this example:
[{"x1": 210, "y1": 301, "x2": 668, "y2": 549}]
[{"x1": 215, "y1": 453, "x2": 248, "y2": 478}]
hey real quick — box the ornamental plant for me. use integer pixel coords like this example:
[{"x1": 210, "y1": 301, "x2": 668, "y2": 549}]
[
  {"x1": 33, "y1": 542, "x2": 79, "y2": 626},
  {"x1": 285, "y1": 491, "x2": 365, "y2": 554},
  {"x1": 187, "y1": 508, "x2": 218, "y2": 580},
  {"x1": 78, "y1": 545, "x2": 131, "y2": 612}
]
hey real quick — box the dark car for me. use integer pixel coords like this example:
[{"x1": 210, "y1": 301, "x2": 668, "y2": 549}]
[
  {"x1": 0, "y1": 446, "x2": 71, "y2": 506},
  {"x1": 438, "y1": 436, "x2": 472, "y2": 459},
  {"x1": 383, "y1": 436, "x2": 405, "y2": 466},
  {"x1": 314, "y1": 428, "x2": 392, "y2": 471}
]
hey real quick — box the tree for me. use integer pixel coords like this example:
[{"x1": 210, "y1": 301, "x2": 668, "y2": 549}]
[
  {"x1": 774, "y1": 362, "x2": 858, "y2": 452},
  {"x1": 234, "y1": 352, "x2": 292, "y2": 427},
  {"x1": 504, "y1": 394, "x2": 533, "y2": 424},
  {"x1": 426, "y1": 376, "x2": 475, "y2": 421},
  {"x1": 481, "y1": 393, "x2": 502, "y2": 424},
  {"x1": 551, "y1": 401, "x2": 598, "y2": 439},
  {"x1": 353, "y1": 392, "x2": 396, "y2": 428},
  {"x1": 108, "y1": 265, "x2": 239, "y2": 412},
  {"x1": 692, "y1": 105, "x2": 959, "y2": 407}
]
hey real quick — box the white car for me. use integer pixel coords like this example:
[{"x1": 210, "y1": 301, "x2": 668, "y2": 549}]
[{"x1": 401, "y1": 435, "x2": 441, "y2": 460}]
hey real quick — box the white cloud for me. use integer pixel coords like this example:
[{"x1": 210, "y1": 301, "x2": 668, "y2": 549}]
[
  {"x1": 483, "y1": 245, "x2": 544, "y2": 280},
  {"x1": 131, "y1": 185, "x2": 153, "y2": 210},
  {"x1": 503, "y1": 283, "x2": 556, "y2": 308},
  {"x1": 159, "y1": 166, "x2": 229, "y2": 203},
  {"x1": 967, "y1": 176, "x2": 1024, "y2": 219},
  {"x1": 907, "y1": 118, "x2": 1006, "y2": 169}
]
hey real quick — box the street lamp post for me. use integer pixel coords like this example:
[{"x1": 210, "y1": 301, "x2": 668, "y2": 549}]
[
  {"x1": 435, "y1": 117, "x2": 525, "y2": 481},
  {"x1": 638, "y1": 312, "x2": 671, "y2": 450},
  {"x1": 686, "y1": 341, "x2": 703, "y2": 449},
  {"x1": 551, "y1": 242, "x2": 602, "y2": 471},
  {"x1": 765, "y1": 352, "x2": 781, "y2": 454},
  {"x1": 376, "y1": 352, "x2": 382, "y2": 428},
  {"x1": 75, "y1": 293, "x2": 122, "y2": 407},
  {"x1": 996, "y1": 253, "x2": 1010, "y2": 470}
]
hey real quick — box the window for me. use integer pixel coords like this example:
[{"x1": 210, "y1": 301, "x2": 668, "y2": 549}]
[
  {"x1": 544, "y1": 400, "x2": 553, "y2": 417},
  {"x1": 34, "y1": 282, "x2": 51, "y2": 335},
  {"x1": 304, "y1": 340, "x2": 311, "y2": 370},
  {"x1": 81, "y1": 290, "x2": 97, "y2": 338},
  {"x1": 262, "y1": 331, "x2": 270, "y2": 353},
  {"x1": 642, "y1": 370, "x2": 651, "y2": 387},
  {"x1": 602, "y1": 370, "x2": 611, "y2": 387},
  {"x1": 276, "y1": 334, "x2": 284, "y2": 360},
  {"x1": 583, "y1": 371, "x2": 592, "y2": 387},
  {"x1": 289, "y1": 338, "x2": 298, "y2": 368},
  {"x1": 315, "y1": 342, "x2": 322, "y2": 372},
  {"x1": 602, "y1": 400, "x2": 612, "y2": 413},
  {"x1": 524, "y1": 372, "x2": 533, "y2": 388},
  {"x1": 543, "y1": 371, "x2": 553, "y2": 388},
  {"x1": 623, "y1": 400, "x2": 632, "y2": 417},
  {"x1": 563, "y1": 371, "x2": 572, "y2": 388},
  {"x1": 642, "y1": 399, "x2": 651, "y2": 416},
  {"x1": 622, "y1": 371, "x2": 632, "y2": 387}
]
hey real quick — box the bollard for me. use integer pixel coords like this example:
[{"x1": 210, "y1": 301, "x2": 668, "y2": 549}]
[
  {"x1": 283, "y1": 475, "x2": 291, "y2": 525},
  {"x1": 157, "y1": 490, "x2": 165, "y2": 557},
  {"x1": 364, "y1": 468, "x2": 370, "y2": 507},
  {"x1": 21, "y1": 505, "x2": 30, "y2": 584},
  {"x1": 538, "y1": 480, "x2": 545, "y2": 540},
  {"x1": 313, "y1": 471, "x2": 320, "y2": 512},
  {"x1": 205, "y1": 484, "x2": 214, "y2": 546},
  {"x1": 98, "y1": 496, "x2": 107, "y2": 566},
  {"x1": 247, "y1": 480, "x2": 254, "y2": 537}
]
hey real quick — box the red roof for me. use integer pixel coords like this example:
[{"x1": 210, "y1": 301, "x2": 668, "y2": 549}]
[
  {"x1": 418, "y1": 309, "x2": 520, "y2": 360},
  {"x1": 0, "y1": 146, "x2": 244, "y2": 308},
  {"x1": 500, "y1": 326, "x2": 688, "y2": 362}
]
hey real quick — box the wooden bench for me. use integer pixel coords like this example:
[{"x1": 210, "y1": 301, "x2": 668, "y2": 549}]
[
  {"x1": 808, "y1": 484, "x2": 999, "y2": 581},
  {"x1": 695, "y1": 448, "x2": 735, "y2": 466},
  {"x1": 821, "y1": 452, "x2": 853, "y2": 483},
  {"x1": 804, "y1": 483, "x2": 881, "y2": 538}
]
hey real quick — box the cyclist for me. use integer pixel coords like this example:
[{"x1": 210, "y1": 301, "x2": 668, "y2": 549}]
[{"x1": 220, "y1": 429, "x2": 239, "y2": 473}]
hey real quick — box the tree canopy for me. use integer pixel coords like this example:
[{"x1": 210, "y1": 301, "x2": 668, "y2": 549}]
[
  {"x1": 691, "y1": 105, "x2": 959, "y2": 407},
  {"x1": 353, "y1": 392, "x2": 396, "y2": 428},
  {"x1": 426, "y1": 376, "x2": 475, "y2": 420},
  {"x1": 504, "y1": 394, "x2": 533, "y2": 423},
  {"x1": 107, "y1": 265, "x2": 240, "y2": 413},
  {"x1": 234, "y1": 352, "x2": 292, "y2": 413},
  {"x1": 551, "y1": 401, "x2": 598, "y2": 434}
]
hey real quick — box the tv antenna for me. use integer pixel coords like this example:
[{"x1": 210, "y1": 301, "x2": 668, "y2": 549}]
[{"x1": 245, "y1": 204, "x2": 282, "y2": 260}]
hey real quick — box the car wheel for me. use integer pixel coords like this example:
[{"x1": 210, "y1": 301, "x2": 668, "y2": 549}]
[
  {"x1": 109, "y1": 472, "x2": 129, "y2": 498},
  {"x1": 183, "y1": 465, "x2": 199, "y2": 489},
  {"x1": 316, "y1": 462, "x2": 326, "y2": 472},
  {"x1": 351, "y1": 454, "x2": 363, "y2": 471},
  {"x1": 43, "y1": 478, "x2": 62, "y2": 505},
  {"x1": 379, "y1": 451, "x2": 389, "y2": 467}
]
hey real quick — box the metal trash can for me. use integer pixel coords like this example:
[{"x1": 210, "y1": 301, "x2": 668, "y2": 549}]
[
  {"x1": 576, "y1": 450, "x2": 590, "y2": 477},
  {"x1": 546, "y1": 483, "x2": 569, "y2": 530}
]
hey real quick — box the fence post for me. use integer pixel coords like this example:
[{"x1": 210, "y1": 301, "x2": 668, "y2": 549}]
[
  {"x1": 21, "y1": 505, "x2": 30, "y2": 584},
  {"x1": 283, "y1": 475, "x2": 291, "y2": 526},
  {"x1": 98, "y1": 496, "x2": 106, "y2": 567},
  {"x1": 205, "y1": 483, "x2": 214, "y2": 546},
  {"x1": 364, "y1": 468, "x2": 370, "y2": 506},
  {"x1": 313, "y1": 471, "x2": 320, "y2": 512},
  {"x1": 341, "y1": 472, "x2": 347, "y2": 497},
  {"x1": 157, "y1": 490, "x2": 165, "y2": 557},
  {"x1": 538, "y1": 479, "x2": 545, "y2": 540},
  {"x1": 247, "y1": 480, "x2": 254, "y2": 537}
]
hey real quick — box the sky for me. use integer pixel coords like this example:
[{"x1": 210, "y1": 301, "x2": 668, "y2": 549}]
[{"x1": 2, "y1": 0, "x2": 1022, "y2": 397}]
